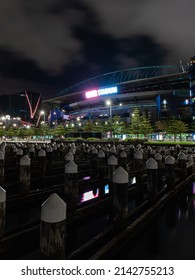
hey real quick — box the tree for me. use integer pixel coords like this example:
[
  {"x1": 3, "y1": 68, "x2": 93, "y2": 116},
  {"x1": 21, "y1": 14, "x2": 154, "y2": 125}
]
[
  {"x1": 83, "y1": 120, "x2": 94, "y2": 132},
  {"x1": 155, "y1": 120, "x2": 166, "y2": 132},
  {"x1": 111, "y1": 115, "x2": 126, "y2": 137},
  {"x1": 165, "y1": 119, "x2": 188, "y2": 141},
  {"x1": 127, "y1": 108, "x2": 143, "y2": 138},
  {"x1": 140, "y1": 113, "x2": 153, "y2": 138}
]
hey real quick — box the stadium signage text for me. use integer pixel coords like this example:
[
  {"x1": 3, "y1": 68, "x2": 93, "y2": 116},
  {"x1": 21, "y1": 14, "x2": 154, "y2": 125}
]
[{"x1": 85, "y1": 86, "x2": 118, "y2": 99}]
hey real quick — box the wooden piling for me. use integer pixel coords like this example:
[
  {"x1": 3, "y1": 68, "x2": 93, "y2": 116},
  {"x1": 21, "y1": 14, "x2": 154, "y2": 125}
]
[
  {"x1": 0, "y1": 152, "x2": 5, "y2": 187},
  {"x1": 0, "y1": 186, "x2": 6, "y2": 238},
  {"x1": 29, "y1": 145, "x2": 35, "y2": 161},
  {"x1": 119, "y1": 150, "x2": 127, "y2": 169},
  {"x1": 134, "y1": 150, "x2": 144, "y2": 186},
  {"x1": 19, "y1": 155, "x2": 31, "y2": 195},
  {"x1": 97, "y1": 150, "x2": 106, "y2": 177},
  {"x1": 165, "y1": 155, "x2": 175, "y2": 190},
  {"x1": 38, "y1": 149, "x2": 46, "y2": 181},
  {"x1": 146, "y1": 158, "x2": 158, "y2": 204},
  {"x1": 107, "y1": 155, "x2": 118, "y2": 195},
  {"x1": 186, "y1": 154, "x2": 194, "y2": 175},
  {"x1": 90, "y1": 147, "x2": 98, "y2": 173},
  {"x1": 65, "y1": 151, "x2": 74, "y2": 164},
  {"x1": 108, "y1": 155, "x2": 118, "y2": 180},
  {"x1": 64, "y1": 160, "x2": 78, "y2": 211},
  {"x1": 177, "y1": 152, "x2": 187, "y2": 179},
  {"x1": 40, "y1": 193, "x2": 66, "y2": 259},
  {"x1": 16, "y1": 148, "x2": 23, "y2": 165},
  {"x1": 46, "y1": 146, "x2": 53, "y2": 172},
  {"x1": 112, "y1": 166, "x2": 129, "y2": 231},
  {"x1": 155, "y1": 153, "x2": 163, "y2": 169}
]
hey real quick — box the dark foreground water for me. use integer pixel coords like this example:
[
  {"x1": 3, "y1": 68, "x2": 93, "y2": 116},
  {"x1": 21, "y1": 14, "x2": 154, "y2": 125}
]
[{"x1": 113, "y1": 182, "x2": 195, "y2": 260}]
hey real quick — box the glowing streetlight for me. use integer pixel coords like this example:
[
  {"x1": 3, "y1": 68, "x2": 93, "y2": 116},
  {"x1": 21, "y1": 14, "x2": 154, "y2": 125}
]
[
  {"x1": 106, "y1": 99, "x2": 112, "y2": 119},
  {"x1": 41, "y1": 111, "x2": 45, "y2": 123}
]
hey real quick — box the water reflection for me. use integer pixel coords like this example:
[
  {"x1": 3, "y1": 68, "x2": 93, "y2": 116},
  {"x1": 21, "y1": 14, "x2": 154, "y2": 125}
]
[
  {"x1": 113, "y1": 181, "x2": 195, "y2": 259},
  {"x1": 80, "y1": 184, "x2": 110, "y2": 202}
]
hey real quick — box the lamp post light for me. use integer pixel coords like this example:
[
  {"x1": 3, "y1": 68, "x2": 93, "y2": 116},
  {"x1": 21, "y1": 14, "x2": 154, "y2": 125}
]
[
  {"x1": 41, "y1": 111, "x2": 45, "y2": 123},
  {"x1": 53, "y1": 112, "x2": 57, "y2": 127},
  {"x1": 106, "y1": 99, "x2": 112, "y2": 138},
  {"x1": 40, "y1": 111, "x2": 46, "y2": 141},
  {"x1": 2, "y1": 115, "x2": 10, "y2": 129},
  {"x1": 106, "y1": 99, "x2": 112, "y2": 119}
]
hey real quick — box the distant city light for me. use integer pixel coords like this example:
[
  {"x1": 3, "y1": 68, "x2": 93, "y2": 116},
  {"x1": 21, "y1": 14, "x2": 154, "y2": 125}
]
[
  {"x1": 163, "y1": 99, "x2": 167, "y2": 105},
  {"x1": 106, "y1": 100, "x2": 111, "y2": 106},
  {"x1": 185, "y1": 99, "x2": 189, "y2": 105}
]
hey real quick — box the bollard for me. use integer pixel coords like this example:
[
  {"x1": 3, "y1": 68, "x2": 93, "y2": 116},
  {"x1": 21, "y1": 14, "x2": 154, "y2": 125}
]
[
  {"x1": 65, "y1": 151, "x2": 74, "y2": 164},
  {"x1": 155, "y1": 153, "x2": 163, "y2": 169},
  {"x1": 53, "y1": 144, "x2": 58, "y2": 160},
  {"x1": 64, "y1": 160, "x2": 78, "y2": 211},
  {"x1": 176, "y1": 144, "x2": 181, "y2": 155},
  {"x1": 112, "y1": 166, "x2": 129, "y2": 231},
  {"x1": 46, "y1": 146, "x2": 53, "y2": 172},
  {"x1": 119, "y1": 150, "x2": 127, "y2": 169},
  {"x1": 0, "y1": 152, "x2": 5, "y2": 186},
  {"x1": 16, "y1": 148, "x2": 23, "y2": 165},
  {"x1": 134, "y1": 150, "x2": 144, "y2": 186},
  {"x1": 186, "y1": 154, "x2": 194, "y2": 175},
  {"x1": 128, "y1": 144, "x2": 135, "y2": 167},
  {"x1": 103, "y1": 146, "x2": 110, "y2": 158},
  {"x1": 108, "y1": 155, "x2": 118, "y2": 180},
  {"x1": 90, "y1": 147, "x2": 98, "y2": 175},
  {"x1": 177, "y1": 152, "x2": 187, "y2": 179},
  {"x1": 97, "y1": 150, "x2": 106, "y2": 178},
  {"x1": 107, "y1": 155, "x2": 118, "y2": 195},
  {"x1": 109, "y1": 146, "x2": 116, "y2": 155},
  {"x1": 147, "y1": 146, "x2": 152, "y2": 158},
  {"x1": 146, "y1": 158, "x2": 158, "y2": 204},
  {"x1": 150, "y1": 149, "x2": 156, "y2": 159},
  {"x1": 169, "y1": 146, "x2": 175, "y2": 157},
  {"x1": 0, "y1": 186, "x2": 6, "y2": 238},
  {"x1": 160, "y1": 147, "x2": 166, "y2": 163},
  {"x1": 38, "y1": 149, "x2": 47, "y2": 181},
  {"x1": 165, "y1": 155, "x2": 175, "y2": 190},
  {"x1": 40, "y1": 193, "x2": 66, "y2": 259},
  {"x1": 29, "y1": 146, "x2": 35, "y2": 161},
  {"x1": 19, "y1": 155, "x2": 31, "y2": 194}
]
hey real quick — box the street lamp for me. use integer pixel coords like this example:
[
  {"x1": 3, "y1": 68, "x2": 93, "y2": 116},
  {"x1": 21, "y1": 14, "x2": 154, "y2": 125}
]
[
  {"x1": 2, "y1": 115, "x2": 10, "y2": 129},
  {"x1": 41, "y1": 111, "x2": 45, "y2": 123},
  {"x1": 106, "y1": 99, "x2": 112, "y2": 119},
  {"x1": 40, "y1": 111, "x2": 46, "y2": 141},
  {"x1": 106, "y1": 99, "x2": 112, "y2": 138}
]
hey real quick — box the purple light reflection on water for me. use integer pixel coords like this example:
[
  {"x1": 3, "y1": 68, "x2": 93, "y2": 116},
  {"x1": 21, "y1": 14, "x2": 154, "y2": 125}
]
[
  {"x1": 82, "y1": 176, "x2": 91, "y2": 181},
  {"x1": 80, "y1": 184, "x2": 110, "y2": 203},
  {"x1": 81, "y1": 189, "x2": 99, "y2": 202},
  {"x1": 192, "y1": 182, "x2": 195, "y2": 194}
]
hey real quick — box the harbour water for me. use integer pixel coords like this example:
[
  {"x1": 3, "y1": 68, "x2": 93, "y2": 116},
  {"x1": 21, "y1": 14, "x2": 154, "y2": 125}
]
[{"x1": 112, "y1": 181, "x2": 195, "y2": 260}]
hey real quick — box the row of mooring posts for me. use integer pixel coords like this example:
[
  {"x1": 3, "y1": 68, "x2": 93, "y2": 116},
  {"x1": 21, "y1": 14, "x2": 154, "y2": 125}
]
[
  {"x1": 0, "y1": 145, "x2": 194, "y2": 259},
  {"x1": 2, "y1": 141, "x2": 195, "y2": 192},
  {"x1": 41, "y1": 151, "x2": 194, "y2": 259},
  {"x1": 39, "y1": 155, "x2": 178, "y2": 259}
]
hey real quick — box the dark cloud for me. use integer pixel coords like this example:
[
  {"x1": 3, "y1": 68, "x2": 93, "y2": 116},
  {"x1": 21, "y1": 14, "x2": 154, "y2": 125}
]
[
  {"x1": 0, "y1": 0, "x2": 193, "y2": 96},
  {"x1": 83, "y1": 0, "x2": 195, "y2": 64},
  {"x1": 0, "y1": 0, "x2": 84, "y2": 73}
]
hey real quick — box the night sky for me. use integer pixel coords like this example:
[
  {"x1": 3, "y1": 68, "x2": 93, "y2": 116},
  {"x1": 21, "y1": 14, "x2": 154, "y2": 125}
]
[{"x1": 0, "y1": 0, "x2": 194, "y2": 99}]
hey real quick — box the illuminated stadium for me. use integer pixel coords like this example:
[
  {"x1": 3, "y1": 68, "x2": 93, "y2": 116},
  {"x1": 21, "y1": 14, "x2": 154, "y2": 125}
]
[{"x1": 44, "y1": 58, "x2": 195, "y2": 124}]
